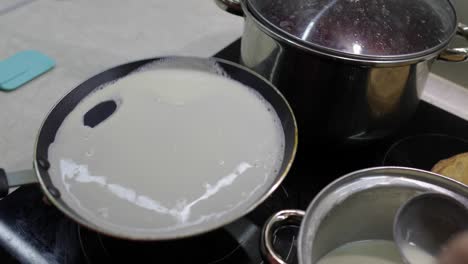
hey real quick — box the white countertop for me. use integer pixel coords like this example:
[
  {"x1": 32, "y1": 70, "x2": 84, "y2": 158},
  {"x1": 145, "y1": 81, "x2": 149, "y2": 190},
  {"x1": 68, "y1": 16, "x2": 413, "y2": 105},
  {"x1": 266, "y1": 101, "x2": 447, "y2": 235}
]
[
  {"x1": 0, "y1": 0, "x2": 243, "y2": 171},
  {"x1": 0, "y1": 0, "x2": 467, "y2": 172}
]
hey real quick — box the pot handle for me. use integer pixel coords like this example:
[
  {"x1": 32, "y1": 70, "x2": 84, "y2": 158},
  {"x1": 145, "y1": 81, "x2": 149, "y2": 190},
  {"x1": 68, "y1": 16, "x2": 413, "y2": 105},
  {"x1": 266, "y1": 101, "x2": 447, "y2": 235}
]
[
  {"x1": 261, "y1": 210, "x2": 305, "y2": 264},
  {"x1": 214, "y1": 0, "x2": 244, "y2": 16},
  {"x1": 438, "y1": 23, "x2": 468, "y2": 62},
  {"x1": 0, "y1": 169, "x2": 37, "y2": 198}
]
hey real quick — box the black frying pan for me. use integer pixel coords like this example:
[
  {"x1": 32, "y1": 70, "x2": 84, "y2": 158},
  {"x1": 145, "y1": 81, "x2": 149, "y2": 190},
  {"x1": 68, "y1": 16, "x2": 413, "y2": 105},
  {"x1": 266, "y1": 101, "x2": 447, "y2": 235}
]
[{"x1": 0, "y1": 57, "x2": 298, "y2": 240}]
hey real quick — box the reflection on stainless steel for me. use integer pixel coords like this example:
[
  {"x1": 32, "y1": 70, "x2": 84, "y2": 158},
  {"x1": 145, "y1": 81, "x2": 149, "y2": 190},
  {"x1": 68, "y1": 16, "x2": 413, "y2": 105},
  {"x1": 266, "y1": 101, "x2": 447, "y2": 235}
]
[
  {"x1": 439, "y1": 23, "x2": 468, "y2": 62},
  {"x1": 366, "y1": 66, "x2": 410, "y2": 118},
  {"x1": 241, "y1": 16, "x2": 285, "y2": 85}
]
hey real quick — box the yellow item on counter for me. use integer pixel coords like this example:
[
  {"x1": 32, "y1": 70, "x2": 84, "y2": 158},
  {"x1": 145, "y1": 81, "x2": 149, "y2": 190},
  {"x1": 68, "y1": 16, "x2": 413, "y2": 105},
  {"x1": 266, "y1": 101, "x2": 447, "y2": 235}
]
[{"x1": 432, "y1": 152, "x2": 468, "y2": 185}]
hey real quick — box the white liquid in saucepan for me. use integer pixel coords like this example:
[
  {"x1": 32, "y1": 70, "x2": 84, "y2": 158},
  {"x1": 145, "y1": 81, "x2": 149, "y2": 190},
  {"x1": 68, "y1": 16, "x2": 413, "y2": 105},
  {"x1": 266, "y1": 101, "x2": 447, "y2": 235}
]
[
  {"x1": 316, "y1": 240, "x2": 402, "y2": 264},
  {"x1": 316, "y1": 239, "x2": 437, "y2": 264},
  {"x1": 402, "y1": 242, "x2": 437, "y2": 264},
  {"x1": 47, "y1": 61, "x2": 285, "y2": 239}
]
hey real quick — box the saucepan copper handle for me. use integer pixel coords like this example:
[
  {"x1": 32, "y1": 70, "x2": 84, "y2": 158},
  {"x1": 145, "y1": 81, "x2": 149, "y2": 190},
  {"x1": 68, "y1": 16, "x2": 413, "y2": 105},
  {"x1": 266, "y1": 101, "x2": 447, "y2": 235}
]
[
  {"x1": 0, "y1": 169, "x2": 37, "y2": 198},
  {"x1": 214, "y1": 0, "x2": 244, "y2": 17},
  {"x1": 261, "y1": 209, "x2": 305, "y2": 264},
  {"x1": 439, "y1": 23, "x2": 468, "y2": 62}
]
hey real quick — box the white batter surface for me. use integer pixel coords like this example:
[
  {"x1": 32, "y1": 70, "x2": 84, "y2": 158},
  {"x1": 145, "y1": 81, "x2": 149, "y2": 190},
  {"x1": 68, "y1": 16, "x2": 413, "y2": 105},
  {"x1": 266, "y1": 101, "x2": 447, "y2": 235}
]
[{"x1": 47, "y1": 59, "x2": 285, "y2": 239}]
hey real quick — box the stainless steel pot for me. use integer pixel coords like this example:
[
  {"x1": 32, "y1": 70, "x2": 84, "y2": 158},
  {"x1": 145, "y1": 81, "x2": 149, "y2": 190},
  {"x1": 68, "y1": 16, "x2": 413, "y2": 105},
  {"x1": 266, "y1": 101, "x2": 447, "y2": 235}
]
[
  {"x1": 260, "y1": 167, "x2": 468, "y2": 264},
  {"x1": 216, "y1": 0, "x2": 468, "y2": 144}
]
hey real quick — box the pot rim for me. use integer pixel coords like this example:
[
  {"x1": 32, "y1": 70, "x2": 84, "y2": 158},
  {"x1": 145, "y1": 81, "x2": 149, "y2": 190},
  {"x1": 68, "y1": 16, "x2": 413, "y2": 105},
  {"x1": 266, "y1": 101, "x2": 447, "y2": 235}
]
[
  {"x1": 32, "y1": 56, "x2": 299, "y2": 241},
  {"x1": 242, "y1": 0, "x2": 458, "y2": 65},
  {"x1": 296, "y1": 166, "x2": 468, "y2": 264}
]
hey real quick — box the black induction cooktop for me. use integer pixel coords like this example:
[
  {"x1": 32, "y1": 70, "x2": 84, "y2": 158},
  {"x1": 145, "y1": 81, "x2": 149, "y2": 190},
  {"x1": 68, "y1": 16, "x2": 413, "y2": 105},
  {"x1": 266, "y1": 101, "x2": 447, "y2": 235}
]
[{"x1": 1, "y1": 40, "x2": 468, "y2": 264}]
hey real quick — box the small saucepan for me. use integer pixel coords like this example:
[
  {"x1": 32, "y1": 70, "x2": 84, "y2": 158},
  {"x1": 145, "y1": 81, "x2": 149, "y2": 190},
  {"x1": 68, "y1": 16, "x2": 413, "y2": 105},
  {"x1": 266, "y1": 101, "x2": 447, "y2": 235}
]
[
  {"x1": 261, "y1": 167, "x2": 468, "y2": 264},
  {"x1": 0, "y1": 57, "x2": 298, "y2": 240}
]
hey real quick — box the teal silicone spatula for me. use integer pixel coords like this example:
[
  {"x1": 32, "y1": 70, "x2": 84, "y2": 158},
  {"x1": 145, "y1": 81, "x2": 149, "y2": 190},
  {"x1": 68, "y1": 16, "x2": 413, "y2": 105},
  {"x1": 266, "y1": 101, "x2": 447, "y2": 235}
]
[{"x1": 0, "y1": 50, "x2": 55, "y2": 91}]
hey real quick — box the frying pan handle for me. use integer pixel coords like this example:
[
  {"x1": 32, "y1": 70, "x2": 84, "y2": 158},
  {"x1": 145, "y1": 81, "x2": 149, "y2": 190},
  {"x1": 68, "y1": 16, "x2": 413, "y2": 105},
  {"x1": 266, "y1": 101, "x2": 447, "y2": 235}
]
[
  {"x1": 0, "y1": 169, "x2": 37, "y2": 198},
  {"x1": 439, "y1": 23, "x2": 468, "y2": 62},
  {"x1": 261, "y1": 210, "x2": 305, "y2": 264},
  {"x1": 214, "y1": 0, "x2": 244, "y2": 16}
]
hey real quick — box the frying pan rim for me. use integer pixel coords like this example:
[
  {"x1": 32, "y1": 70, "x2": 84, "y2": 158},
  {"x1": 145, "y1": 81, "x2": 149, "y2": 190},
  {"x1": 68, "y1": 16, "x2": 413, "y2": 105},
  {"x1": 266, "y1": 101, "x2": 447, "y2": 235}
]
[{"x1": 32, "y1": 56, "x2": 298, "y2": 241}]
